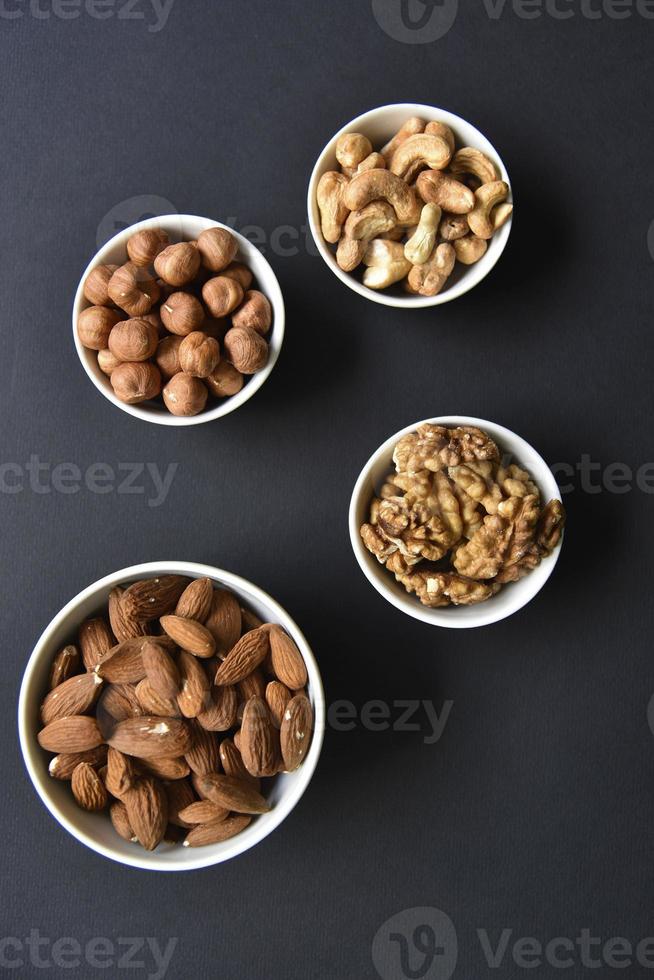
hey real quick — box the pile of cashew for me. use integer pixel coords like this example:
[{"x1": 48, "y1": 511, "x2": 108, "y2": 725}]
[{"x1": 316, "y1": 117, "x2": 513, "y2": 297}]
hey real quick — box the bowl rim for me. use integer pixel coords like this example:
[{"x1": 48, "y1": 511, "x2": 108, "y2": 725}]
[
  {"x1": 18, "y1": 561, "x2": 325, "y2": 871},
  {"x1": 307, "y1": 102, "x2": 513, "y2": 309},
  {"x1": 72, "y1": 215, "x2": 286, "y2": 426},
  {"x1": 348, "y1": 416, "x2": 563, "y2": 628}
]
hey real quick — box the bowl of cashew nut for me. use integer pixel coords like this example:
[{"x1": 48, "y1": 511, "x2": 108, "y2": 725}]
[{"x1": 308, "y1": 104, "x2": 513, "y2": 308}]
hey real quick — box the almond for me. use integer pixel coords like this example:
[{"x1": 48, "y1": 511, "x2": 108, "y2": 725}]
[
  {"x1": 183, "y1": 814, "x2": 251, "y2": 848},
  {"x1": 269, "y1": 625, "x2": 308, "y2": 690},
  {"x1": 96, "y1": 636, "x2": 175, "y2": 684},
  {"x1": 139, "y1": 756, "x2": 190, "y2": 781},
  {"x1": 38, "y1": 715, "x2": 104, "y2": 753},
  {"x1": 123, "y1": 777, "x2": 168, "y2": 851},
  {"x1": 107, "y1": 716, "x2": 193, "y2": 759},
  {"x1": 71, "y1": 762, "x2": 108, "y2": 811},
  {"x1": 105, "y1": 747, "x2": 137, "y2": 798},
  {"x1": 98, "y1": 683, "x2": 144, "y2": 722},
  {"x1": 78, "y1": 617, "x2": 115, "y2": 671},
  {"x1": 110, "y1": 800, "x2": 136, "y2": 841},
  {"x1": 135, "y1": 678, "x2": 180, "y2": 717},
  {"x1": 142, "y1": 640, "x2": 180, "y2": 700},
  {"x1": 237, "y1": 668, "x2": 265, "y2": 703},
  {"x1": 108, "y1": 587, "x2": 147, "y2": 642},
  {"x1": 196, "y1": 684, "x2": 237, "y2": 732},
  {"x1": 204, "y1": 589, "x2": 242, "y2": 653},
  {"x1": 213, "y1": 627, "x2": 269, "y2": 686},
  {"x1": 176, "y1": 651, "x2": 210, "y2": 718},
  {"x1": 195, "y1": 773, "x2": 271, "y2": 814},
  {"x1": 48, "y1": 645, "x2": 80, "y2": 690},
  {"x1": 40, "y1": 671, "x2": 103, "y2": 725},
  {"x1": 240, "y1": 696, "x2": 280, "y2": 777},
  {"x1": 184, "y1": 723, "x2": 219, "y2": 775},
  {"x1": 165, "y1": 778, "x2": 196, "y2": 827},
  {"x1": 265, "y1": 680, "x2": 291, "y2": 729},
  {"x1": 218, "y1": 737, "x2": 260, "y2": 790},
  {"x1": 280, "y1": 694, "x2": 313, "y2": 772},
  {"x1": 121, "y1": 575, "x2": 190, "y2": 622},
  {"x1": 240, "y1": 606, "x2": 264, "y2": 633},
  {"x1": 177, "y1": 800, "x2": 229, "y2": 824},
  {"x1": 160, "y1": 616, "x2": 215, "y2": 658},
  {"x1": 49, "y1": 745, "x2": 107, "y2": 780},
  {"x1": 175, "y1": 578, "x2": 213, "y2": 623}
]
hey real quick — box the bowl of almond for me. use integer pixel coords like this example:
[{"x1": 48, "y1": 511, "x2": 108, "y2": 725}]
[
  {"x1": 18, "y1": 562, "x2": 324, "y2": 870},
  {"x1": 73, "y1": 216, "x2": 285, "y2": 425}
]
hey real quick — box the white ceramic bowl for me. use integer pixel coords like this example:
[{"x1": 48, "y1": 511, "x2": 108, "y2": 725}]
[
  {"x1": 73, "y1": 216, "x2": 285, "y2": 426},
  {"x1": 18, "y1": 562, "x2": 324, "y2": 871},
  {"x1": 308, "y1": 103, "x2": 513, "y2": 309},
  {"x1": 349, "y1": 417, "x2": 563, "y2": 628}
]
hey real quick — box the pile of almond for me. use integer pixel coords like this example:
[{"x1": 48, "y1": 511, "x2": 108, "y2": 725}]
[
  {"x1": 37, "y1": 575, "x2": 314, "y2": 850},
  {"x1": 78, "y1": 227, "x2": 273, "y2": 416}
]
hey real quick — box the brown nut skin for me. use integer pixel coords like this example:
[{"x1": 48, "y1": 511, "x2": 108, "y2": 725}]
[
  {"x1": 196, "y1": 227, "x2": 239, "y2": 273},
  {"x1": 162, "y1": 372, "x2": 208, "y2": 416},
  {"x1": 111, "y1": 362, "x2": 162, "y2": 404},
  {"x1": 205, "y1": 360, "x2": 244, "y2": 398},
  {"x1": 202, "y1": 276, "x2": 244, "y2": 318},
  {"x1": 126, "y1": 229, "x2": 169, "y2": 267},
  {"x1": 223, "y1": 326, "x2": 269, "y2": 375},
  {"x1": 107, "y1": 263, "x2": 160, "y2": 317},
  {"x1": 154, "y1": 242, "x2": 201, "y2": 287},
  {"x1": 97, "y1": 348, "x2": 123, "y2": 375},
  {"x1": 108, "y1": 317, "x2": 159, "y2": 362},
  {"x1": 160, "y1": 291, "x2": 205, "y2": 336},
  {"x1": 178, "y1": 331, "x2": 221, "y2": 378},
  {"x1": 439, "y1": 213, "x2": 469, "y2": 241},
  {"x1": 231, "y1": 290, "x2": 272, "y2": 336},
  {"x1": 77, "y1": 306, "x2": 122, "y2": 351},
  {"x1": 154, "y1": 335, "x2": 182, "y2": 380},
  {"x1": 83, "y1": 264, "x2": 118, "y2": 306},
  {"x1": 222, "y1": 262, "x2": 253, "y2": 291}
]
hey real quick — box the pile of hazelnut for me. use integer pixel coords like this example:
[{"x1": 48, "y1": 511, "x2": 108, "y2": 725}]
[{"x1": 77, "y1": 227, "x2": 273, "y2": 416}]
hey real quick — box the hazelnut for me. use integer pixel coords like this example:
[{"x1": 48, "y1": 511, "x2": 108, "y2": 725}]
[
  {"x1": 205, "y1": 361, "x2": 244, "y2": 398},
  {"x1": 178, "y1": 331, "x2": 220, "y2": 378},
  {"x1": 154, "y1": 335, "x2": 183, "y2": 380},
  {"x1": 196, "y1": 227, "x2": 239, "y2": 273},
  {"x1": 108, "y1": 317, "x2": 159, "y2": 362},
  {"x1": 162, "y1": 372, "x2": 208, "y2": 417},
  {"x1": 202, "y1": 276, "x2": 243, "y2": 318},
  {"x1": 231, "y1": 290, "x2": 272, "y2": 335},
  {"x1": 127, "y1": 229, "x2": 169, "y2": 267},
  {"x1": 222, "y1": 262, "x2": 253, "y2": 292},
  {"x1": 223, "y1": 326, "x2": 269, "y2": 375},
  {"x1": 77, "y1": 306, "x2": 122, "y2": 350},
  {"x1": 160, "y1": 292, "x2": 205, "y2": 336},
  {"x1": 154, "y1": 242, "x2": 201, "y2": 287},
  {"x1": 83, "y1": 264, "x2": 118, "y2": 306},
  {"x1": 142, "y1": 310, "x2": 163, "y2": 335},
  {"x1": 97, "y1": 348, "x2": 123, "y2": 375},
  {"x1": 111, "y1": 362, "x2": 162, "y2": 404},
  {"x1": 108, "y1": 263, "x2": 160, "y2": 317}
]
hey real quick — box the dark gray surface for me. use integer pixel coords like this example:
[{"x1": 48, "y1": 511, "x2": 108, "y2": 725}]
[{"x1": 2, "y1": 2, "x2": 653, "y2": 978}]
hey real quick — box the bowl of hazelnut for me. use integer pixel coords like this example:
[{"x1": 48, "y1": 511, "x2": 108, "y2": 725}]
[{"x1": 73, "y1": 216, "x2": 285, "y2": 425}]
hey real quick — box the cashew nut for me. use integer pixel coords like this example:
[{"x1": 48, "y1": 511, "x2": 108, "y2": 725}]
[
  {"x1": 317, "y1": 171, "x2": 350, "y2": 244},
  {"x1": 390, "y1": 134, "x2": 453, "y2": 180},
  {"x1": 491, "y1": 202, "x2": 514, "y2": 232},
  {"x1": 404, "y1": 203, "x2": 441, "y2": 266},
  {"x1": 416, "y1": 170, "x2": 475, "y2": 214},
  {"x1": 381, "y1": 116, "x2": 426, "y2": 163},
  {"x1": 439, "y1": 213, "x2": 469, "y2": 241},
  {"x1": 467, "y1": 181, "x2": 510, "y2": 239},
  {"x1": 453, "y1": 235, "x2": 488, "y2": 265},
  {"x1": 425, "y1": 120, "x2": 456, "y2": 155},
  {"x1": 449, "y1": 147, "x2": 498, "y2": 186},
  {"x1": 343, "y1": 169, "x2": 421, "y2": 226},
  {"x1": 356, "y1": 152, "x2": 386, "y2": 174},
  {"x1": 362, "y1": 239, "x2": 412, "y2": 290},
  {"x1": 344, "y1": 201, "x2": 397, "y2": 241},
  {"x1": 336, "y1": 133, "x2": 373, "y2": 172},
  {"x1": 408, "y1": 243, "x2": 456, "y2": 297},
  {"x1": 337, "y1": 237, "x2": 367, "y2": 273}
]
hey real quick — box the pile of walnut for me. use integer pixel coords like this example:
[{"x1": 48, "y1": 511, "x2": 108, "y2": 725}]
[
  {"x1": 316, "y1": 117, "x2": 513, "y2": 296},
  {"x1": 37, "y1": 575, "x2": 313, "y2": 850},
  {"x1": 360, "y1": 425, "x2": 565, "y2": 607},
  {"x1": 78, "y1": 227, "x2": 272, "y2": 416}
]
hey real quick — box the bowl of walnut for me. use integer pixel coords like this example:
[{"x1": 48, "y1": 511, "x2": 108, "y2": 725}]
[
  {"x1": 73, "y1": 216, "x2": 285, "y2": 425},
  {"x1": 308, "y1": 103, "x2": 513, "y2": 308},
  {"x1": 18, "y1": 562, "x2": 324, "y2": 871},
  {"x1": 349, "y1": 418, "x2": 565, "y2": 628}
]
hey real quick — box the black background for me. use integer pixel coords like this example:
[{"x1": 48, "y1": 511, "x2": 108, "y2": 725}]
[{"x1": 2, "y1": 1, "x2": 653, "y2": 978}]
